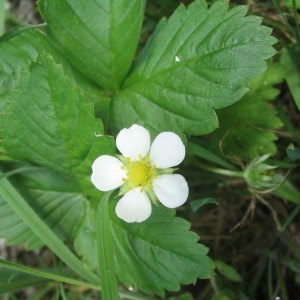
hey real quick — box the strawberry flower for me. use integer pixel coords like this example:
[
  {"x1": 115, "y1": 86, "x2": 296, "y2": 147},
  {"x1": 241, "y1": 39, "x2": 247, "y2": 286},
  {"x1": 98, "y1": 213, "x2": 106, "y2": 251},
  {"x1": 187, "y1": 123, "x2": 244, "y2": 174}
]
[{"x1": 91, "y1": 124, "x2": 189, "y2": 223}]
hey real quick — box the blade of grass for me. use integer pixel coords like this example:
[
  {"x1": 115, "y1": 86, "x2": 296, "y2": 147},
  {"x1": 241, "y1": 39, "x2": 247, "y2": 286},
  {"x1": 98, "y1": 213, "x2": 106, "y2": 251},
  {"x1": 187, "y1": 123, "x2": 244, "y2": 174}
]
[
  {"x1": 269, "y1": 0, "x2": 299, "y2": 43},
  {"x1": 282, "y1": 204, "x2": 300, "y2": 231},
  {"x1": 267, "y1": 259, "x2": 274, "y2": 300},
  {"x1": 248, "y1": 257, "x2": 268, "y2": 296},
  {"x1": 292, "y1": 0, "x2": 300, "y2": 42},
  {"x1": 0, "y1": 23, "x2": 46, "y2": 42},
  {"x1": 275, "y1": 255, "x2": 289, "y2": 300},
  {"x1": 281, "y1": 48, "x2": 300, "y2": 112},
  {"x1": 0, "y1": 172, "x2": 99, "y2": 285},
  {"x1": 187, "y1": 141, "x2": 236, "y2": 170},
  {"x1": 273, "y1": 179, "x2": 300, "y2": 204},
  {"x1": 96, "y1": 192, "x2": 119, "y2": 300},
  {"x1": 26, "y1": 285, "x2": 54, "y2": 300},
  {"x1": 59, "y1": 282, "x2": 68, "y2": 300},
  {"x1": 0, "y1": 277, "x2": 47, "y2": 293},
  {"x1": 0, "y1": 0, "x2": 5, "y2": 36},
  {"x1": 0, "y1": 259, "x2": 100, "y2": 290},
  {"x1": 0, "y1": 259, "x2": 149, "y2": 300}
]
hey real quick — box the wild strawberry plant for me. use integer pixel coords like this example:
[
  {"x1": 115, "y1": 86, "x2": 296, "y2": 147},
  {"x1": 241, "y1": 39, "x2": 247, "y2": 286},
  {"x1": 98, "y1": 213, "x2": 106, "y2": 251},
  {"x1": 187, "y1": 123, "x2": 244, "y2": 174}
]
[{"x1": 1, "y1": 0, "x2": 298, "y2": 299}]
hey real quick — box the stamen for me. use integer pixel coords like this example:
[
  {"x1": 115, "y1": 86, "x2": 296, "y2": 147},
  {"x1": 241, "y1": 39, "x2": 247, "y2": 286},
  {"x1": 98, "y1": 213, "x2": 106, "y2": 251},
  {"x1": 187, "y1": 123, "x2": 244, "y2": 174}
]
[{"x1": 125, "y1": 156, "x2": 156, "y2": 189}]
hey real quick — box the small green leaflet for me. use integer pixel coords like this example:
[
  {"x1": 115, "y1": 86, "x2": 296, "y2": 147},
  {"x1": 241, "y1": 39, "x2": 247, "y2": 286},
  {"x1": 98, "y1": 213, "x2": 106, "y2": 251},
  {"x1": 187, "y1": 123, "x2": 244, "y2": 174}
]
[
  {"x1": 75, "y1": 202, "x2": 214, "y2": 297},
  {"x1": 38, "y1": 0, "x2": 146, "y2": 91},
  {"x1": 215, "y1": 260, "x2": 242, "y2": 282},
  {"x1": 111, "y1": 0, "x2": 276, "y2": 137}
]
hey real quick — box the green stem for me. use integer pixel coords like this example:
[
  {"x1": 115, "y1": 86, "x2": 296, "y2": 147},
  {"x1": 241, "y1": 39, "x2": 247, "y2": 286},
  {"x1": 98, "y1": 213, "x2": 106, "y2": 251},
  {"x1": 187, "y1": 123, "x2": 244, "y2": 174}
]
[
  {"x1": 0, "y1": 172, "x2": 99, "y2": 285},
  {"x1": 196, "y1": 162, "x2": 244, "y2": 178},
  {"x1": 97, "y1": 192, "x2": 120, "y2": 300}
]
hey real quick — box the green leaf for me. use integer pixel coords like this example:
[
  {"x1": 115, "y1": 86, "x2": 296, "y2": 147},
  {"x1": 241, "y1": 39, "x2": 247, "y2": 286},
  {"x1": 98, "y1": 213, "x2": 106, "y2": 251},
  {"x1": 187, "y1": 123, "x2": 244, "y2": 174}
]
[
  {"x1": 0, "y1": 168, "x2": 86, "y2": 249},
  {"x1": 215, "y1": 260, "x2": 242, "y2": 282},
  {"x1": 0, "y1": 0, "x2": 5, "y2": 36},
  {"x1": 190, "y1": 197, "x2": 219, "y2": 213},
  {"x1": 75, "y1": 203, "x2": 214, "y2": 296},
  {"x1": 284, "y1": 0, "x2": 300, "y2": 8},
  {"x1": 0, "y1": 53, "x2": 114, "y2": 195},
  {"x1": 0, "y1": 29, "x2": 111, "y2": 125},
  {"x1": 286, "y1": 144, "x2": 300, "y2": 162},
  {"x1": 38, "y1": 0, "x2": 146, "y2": 91},
  {"x1": 0, "y1": 171, "x2": 99, "y2": 285},
  {"x1": 281, "y1": 47, "x2": 300, "y2": 112},
  {"x1": 273, "y1": 180, "x2": 300, "y2": 204},
  {"x1": 208, "y1": 64, "x2": 283, "y2": 160},
  {"x1": 0, "y1": 30, "x2": 45, "y2": 100},
  {"x1": 111, "y1": 0, "x2": 276, "y2": 136},
  {"x1": 113, "y1": 205, "x2": 214, "y2": 296}
]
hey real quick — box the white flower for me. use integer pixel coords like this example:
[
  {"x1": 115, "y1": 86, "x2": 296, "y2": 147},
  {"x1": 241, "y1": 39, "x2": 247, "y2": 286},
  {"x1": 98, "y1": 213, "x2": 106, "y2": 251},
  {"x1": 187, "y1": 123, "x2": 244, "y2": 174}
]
[{"x1": 91, "y1": 124, "x2": 189, "y2": 223}]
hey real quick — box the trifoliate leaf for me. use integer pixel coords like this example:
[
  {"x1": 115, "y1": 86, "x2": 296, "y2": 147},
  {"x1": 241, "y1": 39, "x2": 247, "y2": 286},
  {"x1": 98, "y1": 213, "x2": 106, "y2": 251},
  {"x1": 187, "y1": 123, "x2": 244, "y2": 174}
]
[
  {"x1": 111, "y1": 0, "x2": 276, "y2": 136},
  {"x1": 38, "y1": 0, "x2": 146, "y2": 91},
  {"x1": 75, "y1": 203, "x2": 214, "y2": 296},
  {"x1": 0, "y1": 168, "x2": 86, "y2": 249}
]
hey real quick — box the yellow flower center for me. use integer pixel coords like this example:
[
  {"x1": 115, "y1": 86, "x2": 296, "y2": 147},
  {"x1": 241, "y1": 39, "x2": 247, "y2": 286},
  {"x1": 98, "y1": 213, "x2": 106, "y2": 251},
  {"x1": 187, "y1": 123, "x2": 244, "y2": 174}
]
[
  {"x1": 128, "y1": 161, "x2": 151, "y2": 186},
  {"x1": 124, "y1": 157, "x2": 156, "y2": 189}
]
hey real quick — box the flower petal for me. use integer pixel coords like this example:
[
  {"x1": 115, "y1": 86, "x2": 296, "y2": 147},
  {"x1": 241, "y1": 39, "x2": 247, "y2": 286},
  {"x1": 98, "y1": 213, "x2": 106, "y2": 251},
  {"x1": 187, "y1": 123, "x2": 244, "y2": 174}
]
[
  {"x1": 152, "y1": 174, "x2": 189, "y2": 208},
  {"x1": 150, "y1": 132, "x2": 185, "y2": 168},
  {"x1": 115, "y1": 188, "x2": 152, "y2": 223},
  {"x1": 91, "y1": 155, "x2": 126, "y2": 191},
  {"x1": 116, "y1": 124, "x2": 151, "y2": 161}
]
